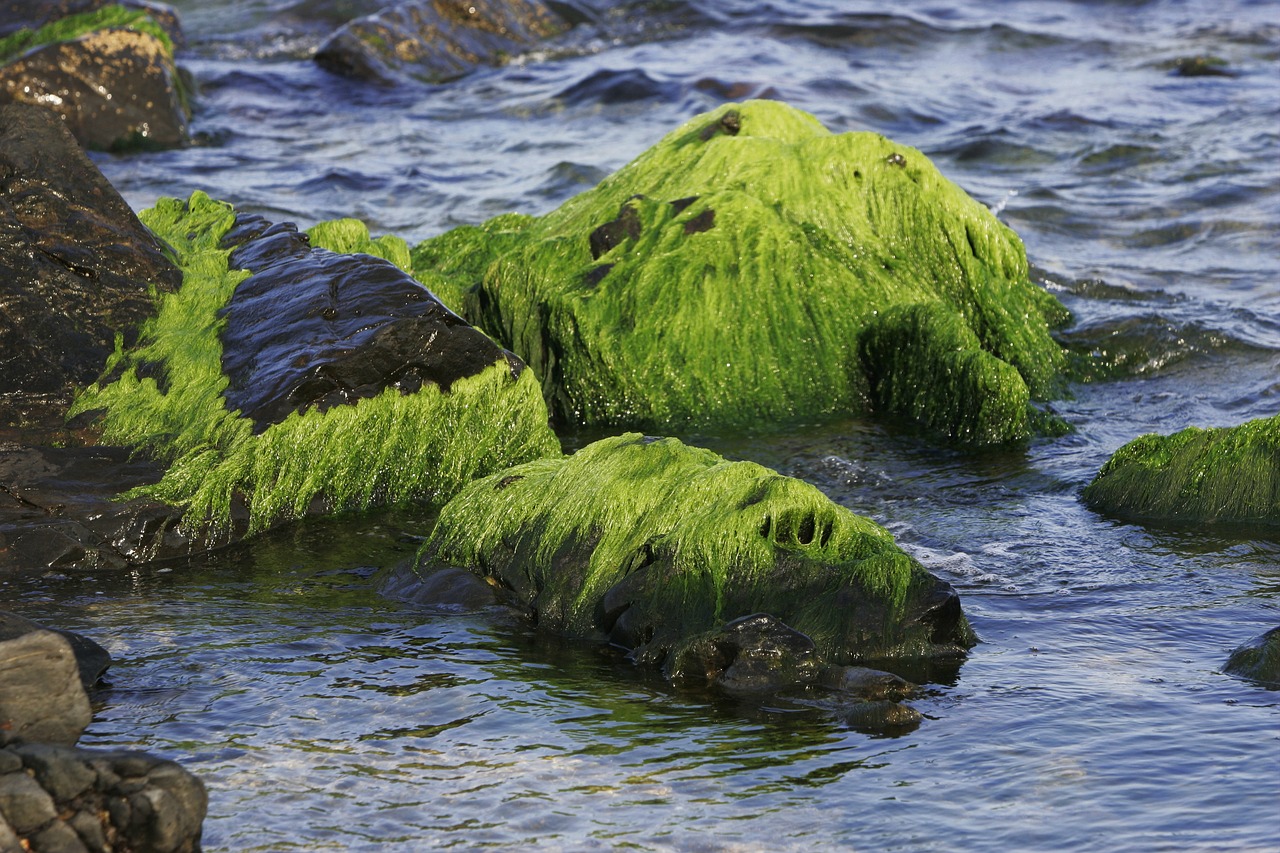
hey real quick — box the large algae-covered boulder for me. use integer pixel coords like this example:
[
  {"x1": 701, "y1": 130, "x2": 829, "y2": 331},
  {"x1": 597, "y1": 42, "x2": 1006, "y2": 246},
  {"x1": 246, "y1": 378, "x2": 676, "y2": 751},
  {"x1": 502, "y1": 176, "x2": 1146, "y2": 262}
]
[
  {"x1": 0, "y1": 2, "x2": 189, "y2": 151},
  {"x1": 1083, "y1": 416, "x2": 1280, "y2": 527},
  {"x1": 315, "y1": 0, "x2": 565, "y2": 85},
  {"x1": 0, "y1": 102, "x2": 181, "y2": 431},
  {"x1": 415, "y1": 100, "x2": 1069, "y2": 443},
  {"x1": 413, "y1": 433, "x2": 976, "y2": 679},
  {"x1": 71, "y1": 193, "x2": 559, "y2": 541}
]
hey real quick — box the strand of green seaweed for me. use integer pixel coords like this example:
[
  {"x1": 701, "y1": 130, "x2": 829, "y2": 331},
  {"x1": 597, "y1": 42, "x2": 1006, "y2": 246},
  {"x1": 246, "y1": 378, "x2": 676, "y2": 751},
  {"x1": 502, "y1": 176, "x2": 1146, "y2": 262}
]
[
  {"x1": 72, "y1": 192, "x2": 559, "y2": 540},
  {"x1": 0, "y1": 5, "x2": 175, "y2": 64}
]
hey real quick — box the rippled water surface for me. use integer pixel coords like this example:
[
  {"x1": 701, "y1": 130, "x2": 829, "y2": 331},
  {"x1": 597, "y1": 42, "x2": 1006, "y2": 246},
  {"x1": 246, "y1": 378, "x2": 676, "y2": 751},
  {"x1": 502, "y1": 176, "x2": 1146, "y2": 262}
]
[{"x1": 5, "y1": 0, "x2": 1280, "y2": 849}]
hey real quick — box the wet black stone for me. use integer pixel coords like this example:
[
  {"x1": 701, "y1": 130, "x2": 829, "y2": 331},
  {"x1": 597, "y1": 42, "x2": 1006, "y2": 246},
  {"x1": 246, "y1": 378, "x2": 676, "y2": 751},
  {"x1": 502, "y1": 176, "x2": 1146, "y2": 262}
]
[
  {"x1": 0, "y1": 103, "x2": 179, "y2": 429},
  {"x1": 218, "y1": 244, "x2": 518, "y2": 430},
  {"x1": 588, "y1": 203, "x2": 643, "y2": 260},
  {"x1": 226, "y1": 221, "x2": 311, "y2": 271},
  {"x1": 556, "y1": 68, "x2": 674, "y2": 105},
  {"x1": 1224, "y1": 625, "x2": 1280, "y2": 687},
  {"x1": 671, "y1": 613, "x2": 820, "y2": 694},
  {"x1": 885, "y1": 152, "x2": 907, "y2": 167}
]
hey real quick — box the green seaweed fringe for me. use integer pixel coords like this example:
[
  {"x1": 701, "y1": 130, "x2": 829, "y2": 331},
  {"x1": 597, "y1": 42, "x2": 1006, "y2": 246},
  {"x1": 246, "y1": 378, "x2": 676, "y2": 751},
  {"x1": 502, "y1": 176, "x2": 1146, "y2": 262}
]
[
  {"x1": 71, "y1": 192, "x2": 559, "y2": 539},
  {"x1": 0, "y1": 5, "x2": 175, "y2": 64}
]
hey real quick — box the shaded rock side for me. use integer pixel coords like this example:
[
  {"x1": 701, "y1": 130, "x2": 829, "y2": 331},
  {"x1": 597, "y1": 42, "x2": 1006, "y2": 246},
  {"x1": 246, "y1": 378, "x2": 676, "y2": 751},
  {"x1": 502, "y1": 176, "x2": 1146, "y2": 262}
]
[
  {"x1": 315, "y1": 0, "x2": 565, "y2": 84},
  {"x1": 0, "y1": 102, "x2": 180, "y2": 432},
  {"x1": 71, "y1": 192, "x2": 560, "y2": 539},
  {"x1": 1223, "y1": 625, "x2": 1280, "y2": 687},
  {"x1": 415, "y1": 433, "x2": 977, "y2": 677},
  {"x1": 414, "y1": 99, "x2": 1070, "y2": 441},
  {"x1": 0, "y1": 4, "x2": 189, "y2": 151},
  {"x1": 1083, "y1": 415, "x2": 1280, "y2": 527},
  {"x1": 0, "y1": 743, "x2": 206, "y2": 853},
  {"x1": 0, "y1": 626, "x2": 91, "y2": 747}
]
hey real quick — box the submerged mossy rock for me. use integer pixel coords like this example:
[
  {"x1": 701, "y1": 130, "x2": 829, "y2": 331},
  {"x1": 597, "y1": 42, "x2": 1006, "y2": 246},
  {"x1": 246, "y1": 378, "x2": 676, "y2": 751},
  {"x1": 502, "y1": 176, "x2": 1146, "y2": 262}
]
[
  {"x1": 0, "y1": 2, "x2": 189, "y2": 151},
  {"x1": 315, "y1": 0, "x2": 565, "y2": 85},
  {"x1": 1083, "y1": 416, "x2": 1280, "y2": 527},
  {"x1": 1224, "y1": 625, "x2": 1280, "y2": 688},
  {"x1": 414, "y1": 433, "x2": 977, "y2": 678},
  {"x1": 414, "y1": 100, "x2": 1069, "y2": 442},
  {"x1": 71, "y1": 192, "x2": 559, "y2": 540}
]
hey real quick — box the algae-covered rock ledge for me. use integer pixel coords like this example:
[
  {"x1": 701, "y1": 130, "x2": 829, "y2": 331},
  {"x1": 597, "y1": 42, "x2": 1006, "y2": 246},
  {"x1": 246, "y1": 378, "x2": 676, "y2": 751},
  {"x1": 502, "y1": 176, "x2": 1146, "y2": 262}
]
[{"x1": 415, "y1": 99, "x2": 1072, "y2": 445}]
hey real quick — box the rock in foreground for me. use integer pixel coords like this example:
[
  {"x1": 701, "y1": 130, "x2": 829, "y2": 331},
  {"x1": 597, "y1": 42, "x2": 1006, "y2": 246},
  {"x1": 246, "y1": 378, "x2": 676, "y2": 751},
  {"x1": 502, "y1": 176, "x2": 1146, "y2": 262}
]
[
  {"x1": 415, "y1": 100, "x2": 1070, "y2": 442},
  {"x1": 412, "y1": 433, "x2": 976, "y2": 680}
]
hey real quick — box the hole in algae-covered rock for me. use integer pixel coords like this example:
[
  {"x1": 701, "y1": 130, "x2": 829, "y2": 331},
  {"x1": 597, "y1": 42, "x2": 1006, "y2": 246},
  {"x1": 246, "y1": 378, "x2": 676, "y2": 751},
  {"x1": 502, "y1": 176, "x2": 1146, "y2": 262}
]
[
  {"x1": 588, "y1": 202, "x2": 643, "y2": 260},
  {"x1": 682, "y1": 208, "x2": 716, "y2": 234}
]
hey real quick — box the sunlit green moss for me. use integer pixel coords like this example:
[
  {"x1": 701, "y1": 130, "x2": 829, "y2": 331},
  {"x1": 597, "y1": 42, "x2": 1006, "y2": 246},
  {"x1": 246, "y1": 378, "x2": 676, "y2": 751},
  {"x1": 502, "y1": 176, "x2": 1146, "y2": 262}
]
[
  {"x1": 305, "y1": 218, "x2": 413, "y2": 272},
  {"x1": 415, "y1": 100, "x2": 1068, "y2": 441},
  {"x1": 72, "y1": 191, "x2": 559, "y2": 539},
  {"x1": 0, "y1": 5, "x2": 175, "y2": 64},
  {"x1": 1084, "y1": 415, "x2": 1280, "y2": 525},
  {"x1": 420, "y1": 433, "x2": 966, "y2": 665}
]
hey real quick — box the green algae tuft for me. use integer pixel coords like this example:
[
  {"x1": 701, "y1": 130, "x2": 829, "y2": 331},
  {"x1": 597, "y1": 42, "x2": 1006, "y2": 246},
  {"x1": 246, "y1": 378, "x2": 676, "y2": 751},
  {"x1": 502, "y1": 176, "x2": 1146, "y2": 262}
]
[
  {"x1": 414, "y1": 100, "x2": 1068, "y2": 442},
  {"x1": 1084, "y1": 416, "x2": 1280, "y2": 527},
  {"x1": 72, "y1": 192, "x2": 560, "y2": 540},
  {"x1": 0, "y1": 5, "x2": 175, "y2": 64},
  {"x1": 418, "y1": 433, "x2": 975, "y2": 667}
]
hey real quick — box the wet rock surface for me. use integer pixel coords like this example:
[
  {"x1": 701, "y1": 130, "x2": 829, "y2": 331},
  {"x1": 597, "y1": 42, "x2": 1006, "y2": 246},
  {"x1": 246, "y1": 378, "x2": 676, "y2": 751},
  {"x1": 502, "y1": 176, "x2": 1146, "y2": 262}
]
[
  {"x1": 218, "y1": 215, "x2": 521, "y2": 430},
  {"x1": 0, "y1": 743, "x2": 207, "y2": 853},
  {"x1": 315, "y1": 0, "x2": 565, "y2": 84},
  {"x1": 0, "y1": 102, "x2": 179, "y2": 431},
  {"x1": 0, "y1": 2, "x2": 189, "y2": 151},
  {"x1": 0, "y1": 612, "x2": 111, "y2": 692},
  {"x1": 670, "y1": 613, "x2": 821, "y2": 694}
]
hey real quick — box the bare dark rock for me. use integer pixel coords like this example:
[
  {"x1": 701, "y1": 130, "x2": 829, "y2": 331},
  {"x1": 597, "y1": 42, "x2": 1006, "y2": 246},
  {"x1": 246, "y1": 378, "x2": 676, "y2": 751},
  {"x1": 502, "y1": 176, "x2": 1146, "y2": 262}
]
[
  {"x1": 0, "y1": 103, "x2": 179, "y2": 431},
  {"x1": 315, "y1": 0, "x2": 566, "y2": 84},
  {"x1": 670, "y1": 613, "x2": 821, "y2": 694},
  {"x1": 218, "y1": 214, "x2": 521, "y2": 430}
]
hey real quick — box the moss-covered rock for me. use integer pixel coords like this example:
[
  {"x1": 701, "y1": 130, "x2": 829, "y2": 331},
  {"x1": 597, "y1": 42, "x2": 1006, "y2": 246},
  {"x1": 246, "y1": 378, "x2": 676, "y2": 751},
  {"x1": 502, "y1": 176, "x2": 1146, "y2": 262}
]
[
  {"x1": 1224, "y1": 625, "x2": 1280, "y2": 687},
  {"x1": 1083, "y1": 416, "x2": 1280, "y2": 526},
  {"x1": 414, "y1": 433, "x2": 977, "y2": 675},
  {"x1": 71, "y1": 192, "x2": 560, "y2": 540},
  {"x1": 414, "y1": 100, "x2": 1069, "y2": 442}
]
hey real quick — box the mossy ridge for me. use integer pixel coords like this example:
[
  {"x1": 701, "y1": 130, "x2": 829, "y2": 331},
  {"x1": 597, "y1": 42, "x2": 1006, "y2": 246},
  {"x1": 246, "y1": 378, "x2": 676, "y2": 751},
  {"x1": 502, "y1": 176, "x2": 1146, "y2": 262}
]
[
  {"x1": 421, "y1": 99, "x2": 1067, "y2": 437},
  {"x1": 407, "y1": 213, "x2": 536, "y2": 316},
  {"x1": 73, "y1": 191, "x2": 559, "y2": 538},
  {"x1": 1084, "y1": 416, "x2": 1280, "y2": 526},
  {"x1": 421, "y1": 433, "x2": 945, "y2": 665},
  {"x1": 0, "y1": 5, "x2": 175, "y2": 65},
  {"x1": 305, "y1": 218, "x2": 413, "y2": 272}
]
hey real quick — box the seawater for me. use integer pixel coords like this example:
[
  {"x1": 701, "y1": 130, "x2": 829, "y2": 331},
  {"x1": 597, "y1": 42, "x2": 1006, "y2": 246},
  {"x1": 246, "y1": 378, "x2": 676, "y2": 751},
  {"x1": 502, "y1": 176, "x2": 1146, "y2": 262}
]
[{"x1": 4, "y1": 0, "x2": 1279, "y2": 849}]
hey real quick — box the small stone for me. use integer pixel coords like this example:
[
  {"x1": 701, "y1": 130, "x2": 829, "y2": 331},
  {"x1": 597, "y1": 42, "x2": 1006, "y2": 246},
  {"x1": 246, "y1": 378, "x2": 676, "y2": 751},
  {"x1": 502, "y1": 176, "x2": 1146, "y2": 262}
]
[
  {"x1": 68, "y1": 810, "x2": 109, "y2": 853},
  {"x1": 0, "y1": 749, "x2": 21, "y2": 774},
  {"x1": 15, "y1": 743, "x2": 96, "y2": 802},
  {"x1": 841, "y1": 700, "x2": 923, "y2": 733},
  {"x1": 1224, "y1": 625, "x2": 1280, "y2": 687},
  {"x1": 819, "y1": 665, "x2": 917, "y2": 701},
  {"x1": 28, "y1": 819, "x2": 89, "y2": 853},
  {"x1": 0, "y1": 770, "x2": 58, "y2": 835}
]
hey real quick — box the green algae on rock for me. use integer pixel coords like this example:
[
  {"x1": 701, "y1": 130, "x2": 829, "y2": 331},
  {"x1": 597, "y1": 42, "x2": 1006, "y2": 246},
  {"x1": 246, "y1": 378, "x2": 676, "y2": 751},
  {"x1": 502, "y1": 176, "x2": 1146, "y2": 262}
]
[
  {"x1": 1083, "y1": 416, "x2": 1280, "y2": 527},
  {"x1": 72, "y1": 192, "x2": 559, "y2": 540},
  {"x1": 414, "y1": 100, "x2": 1069, "y2": 442},
  {"x1": 415, "y1": 433, "x2": 976, "y2": 672}
]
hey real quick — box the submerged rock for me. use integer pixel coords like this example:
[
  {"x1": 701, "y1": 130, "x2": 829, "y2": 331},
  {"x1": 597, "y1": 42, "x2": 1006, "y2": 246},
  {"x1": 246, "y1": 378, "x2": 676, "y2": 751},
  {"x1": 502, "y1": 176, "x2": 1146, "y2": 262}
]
[
  {"x1": 413, "y1": 433, "x2": 977, "y2": 680},
  {"x1": 1083, "y1": 415, "x2": 1280, "y2": 527},
  {"x1": 0, "y1": 102, "x2": 180, "y2": 432},
  {"x1": 71, "y1": 193, "x2": 560, "y2": 540},
  {"x1": 1224, "y1": 625, "x2": 1280, "y2": 687},
  {"x1": 0, "y1": 2, "x2": 190, "y2": 151},
  {"x1": 414, "y1": 100, "x2": 1070, "y2": 442},
  {"x1": 315, "y1": 0, "x2": 565, "y2": 85},
  {"x1": 0, "y1": 743, "x2": 207, "y2": 853}
]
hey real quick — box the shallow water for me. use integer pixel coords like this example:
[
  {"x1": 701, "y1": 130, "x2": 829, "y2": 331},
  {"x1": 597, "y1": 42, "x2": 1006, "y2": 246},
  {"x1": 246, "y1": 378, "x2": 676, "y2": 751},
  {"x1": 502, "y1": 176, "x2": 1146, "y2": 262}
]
[{"x1": 5, "y1": 0, "x2": 1280, "y2": 849}]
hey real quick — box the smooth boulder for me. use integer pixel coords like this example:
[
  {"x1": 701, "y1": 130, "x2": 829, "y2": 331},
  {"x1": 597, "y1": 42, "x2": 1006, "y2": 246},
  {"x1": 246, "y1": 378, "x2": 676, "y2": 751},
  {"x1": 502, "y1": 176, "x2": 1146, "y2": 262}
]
[
  {"x1": 413, "y1": 433, "x2": 977, "y2": 681},
  {"x1": 0, "y1": 620, "x2": 91, "y2": 747},
  {"x1": 413, "y1": 100, "x2": 1070, "y2": 442},
  {"x1": 1224, "y1": 625, "x2": 1280, "y2": 687}
]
